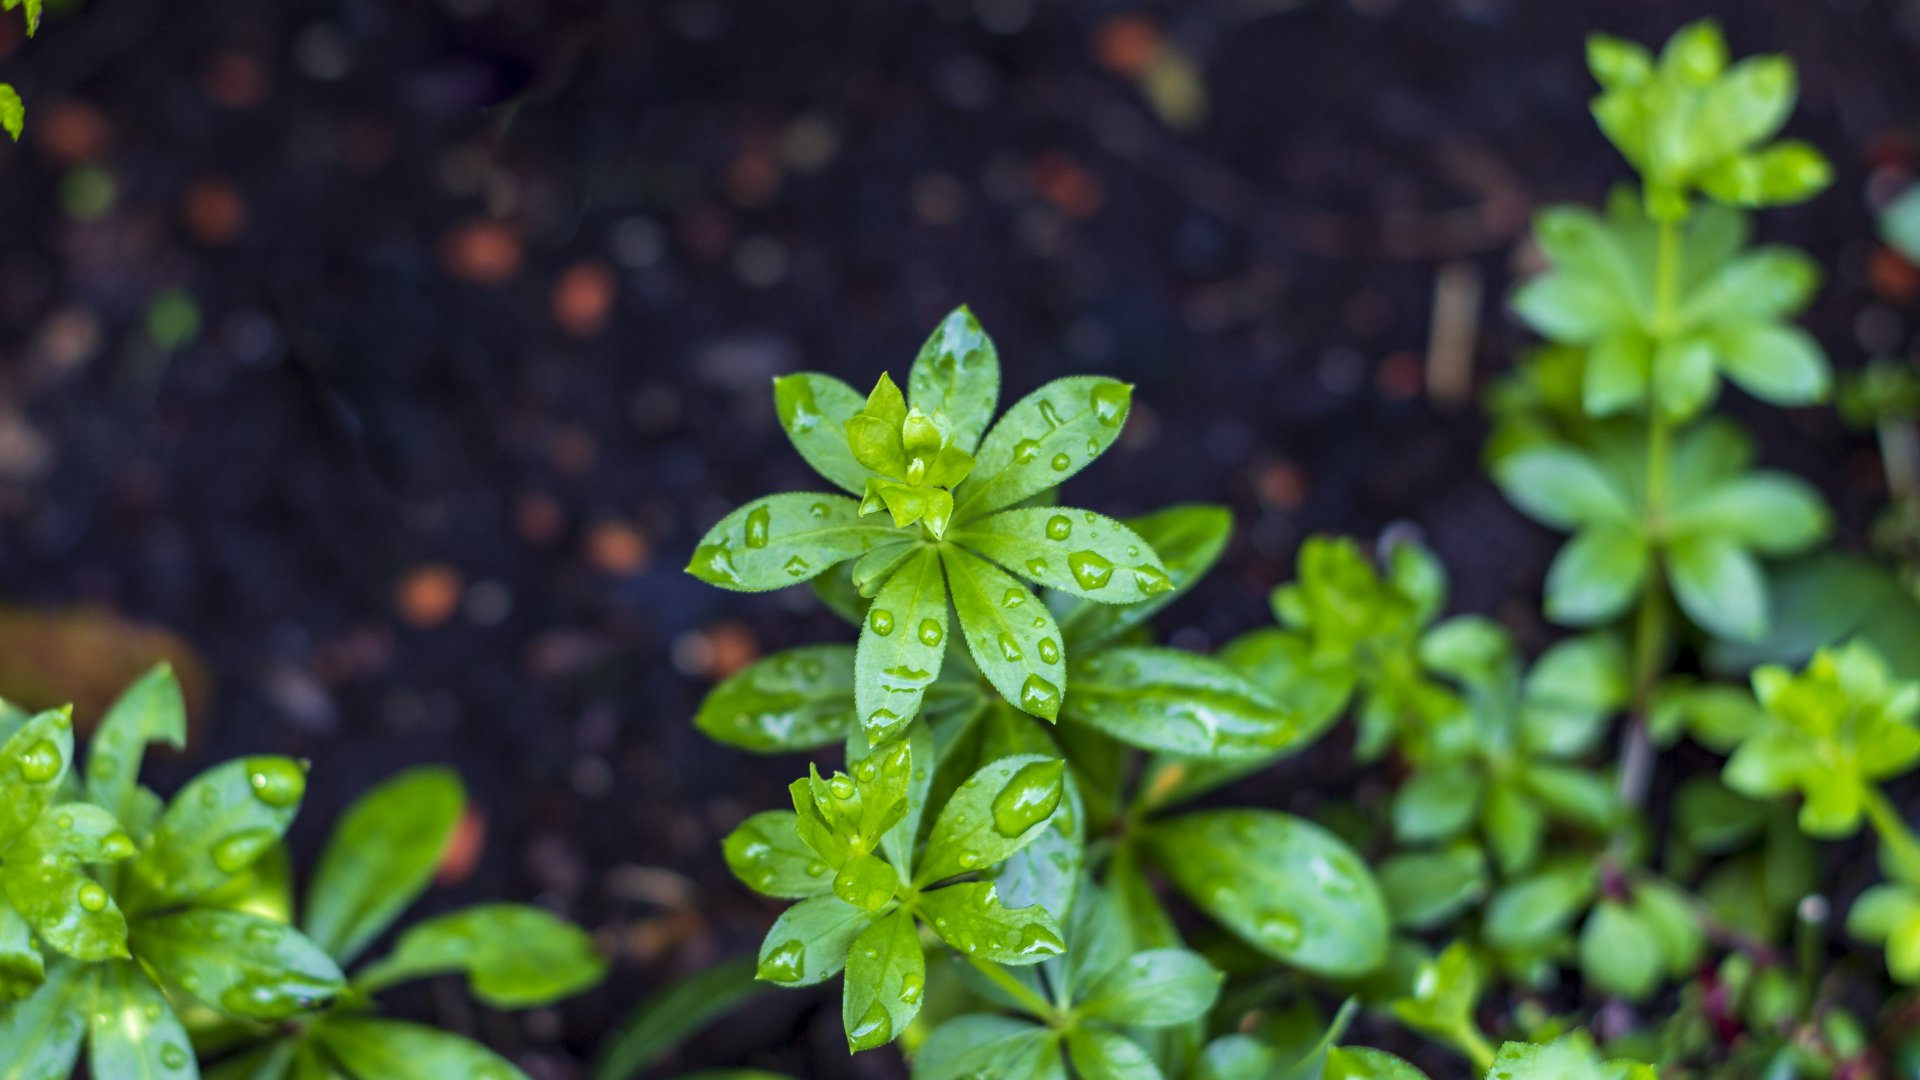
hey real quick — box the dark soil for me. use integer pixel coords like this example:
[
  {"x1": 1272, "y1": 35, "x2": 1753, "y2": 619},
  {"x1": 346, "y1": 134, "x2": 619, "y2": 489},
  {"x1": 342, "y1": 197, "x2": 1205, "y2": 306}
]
[{"x1": 2, "y1": 0, "x2": 1918, "y2": 1076}]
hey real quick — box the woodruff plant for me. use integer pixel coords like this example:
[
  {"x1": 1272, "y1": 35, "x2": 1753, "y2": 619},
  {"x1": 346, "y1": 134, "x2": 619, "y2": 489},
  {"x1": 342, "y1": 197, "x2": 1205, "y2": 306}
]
[
  {"x1": 678, "y1": 20, "x2": 1920, "y2": 1080},
  {"x1": 0, "y1": 665, "x2": 604, "y2": 1080}
]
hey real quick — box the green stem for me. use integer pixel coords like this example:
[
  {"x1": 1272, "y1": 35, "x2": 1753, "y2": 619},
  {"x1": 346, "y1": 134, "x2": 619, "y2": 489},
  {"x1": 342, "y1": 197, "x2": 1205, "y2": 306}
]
[
  {"x1": 967, "y1": 956, "x2": 1058, "y2": 1024},
  {"x1": 1617, "y1": 216, "x2": 1683, "y2": 812},
  {"x1": 1863, "y1": 786, "x2": 1920, "y2": 886},
  {"x1": 1454, "y1": 1021, "x2": 1498, "y2": 1073}
]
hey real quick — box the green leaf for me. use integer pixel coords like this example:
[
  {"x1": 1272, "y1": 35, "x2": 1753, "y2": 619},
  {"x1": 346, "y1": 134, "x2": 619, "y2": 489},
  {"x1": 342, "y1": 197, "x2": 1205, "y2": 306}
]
[
  {"x1": 1680, "y1": 248, "x2": 1818, "y2": 325},
  {"x1": 1065, "y1": 1028, "x2": 1160, "y2": 1080},
  {"x1": 856, "y1": 547, "x2": 947, "y2": 742},
  {"x1": 1482, "y1": 781, "x2": 1546, "y2": 875},
  {"x1": 1483, "y1": 864, "x2": 1597, "y2": 952},
  {"x1": 917, "y1": 754, "x2": 1064, "y2": 885},
  {"x1": 133, "y1": 909, "x2": 343, "y2": 1020},
  {"x1": 353, "y1": 904, "x2": 604, "y2": 1008},
  {"x1": 1671, "y1": 473, "x2": 1827, "y2": 556},
  {"x1": 695, "y1": 645, "x2": 855, "y2": 753},
  {"x1": 305, "y1": 767, "x2": 464, "y2": 966},
  {"x1": 85, "y1": 961, "x2": 197, "y2": 1080},
  {"x1": 1699, "y1": 141, "x2": 1833, "y2": 208},
  {"x1": 1061, "y1": 647, "x2": 1298, "y2": 758},
  {"x1": 753, "y1": 894, "x2": 875, "y2": 987},
  {"x1": 123, "y1": 757, "x2": 308, "y2": 912},
  {"x1": 1391, "y1": 767, "x2": 1481, "y2": 843},
  {"x1": 1522, "y1": 634, "x2": 1629, "y2": 757},
  {"x1": 953, "y1": 377, "x2": 1132, "y2": 522},
  {"x1": 0, "y1": 86, "x2": 18, "y2": 143},
  {"x1": 841, "y1": 907, "x2": 924, "y2": 1052},
  {"x1": 592, "y1": 956, "x2": 772, "y2": 1080},
  {"x1": 918, "y1": 882, "x2": 1065, "y2": 964},
  {"x1": 1, "y1": 803, "x2": 133, "y2": 961},
  {"x1": 314, "y1": 1018, "x2": 528, "y2": 1080},
  {"x1": 941, "y1": 546, "x2": 1065, "y2": 721},
  {"x1": 1077, "y1": 948, "x2": 1221, "y2": 1027},
  {"x1": 1669, "y1": 533, "x2": 1767, "y2": 642},
  {"x1": 1494, "y1": 448, "x2": 1632, "y2": 530},
  {"x1": 1653, "y1": 335, "x2": 1718, "y2": 419},
  {"x1": 952, "y1": 508, "x2": 1171, "y2": 605},
  {"x1": 1144, "y1": 810, "x2": 1388, "y2": 977},
  {"x1": 687, "y1": 494, "x2": 892, "y2": 592},
  {"x1": 87, "y1": 664, "x2": 188, "y2": 830},
  {"x1": 833, "y1": 851, "x2": 899, "y2": 912},
  {"x1": 1512, "y1": 274, "x2": 1628, "y2": 345},
  {"x1": 1584, "y1": 332, "x2": 1652, "y2": 416},
  {"x1": 0, "y1": 709, "x2": 74, "y2": 849},
  {"x1": 0, "y1": 905, "x2": 43, "y2": 1000},
  {"x1": 907, "y1": 307, "x2": 1000, "y2": 455},
  {"x1": 1059, "y1": 504, "x2": 1232, "y2": 650},
  {"x1": 911, "y1": 1015, "x2": 1060, "y2": 1080},
  {"x1": 1545, "y1": 525, "x2": 1649, "y2": 626},
  {"x1": 724, "y1": 811, "x2": 832, "y2": 899},
  {"x1": 1323, "y1": 1048, "x2": 1430, "y2": 1080},
  {"x1": 773, "y1": 373, "x2": 878, "y2": 496},
  {"x1": 1578, "y1": 900, "x2": 1663, "y2": 1000},
  {"x1": 1711, "y1": 322, "x2": 1830, "y2": 405},
  {"x1": 1378, "y1": 848, "x2": 1487, "y2": 930},
  {"x1": 1486, "y1": 1034, "x2": 1655, "y2": 1080},
  {"x1": 0, "y1": 961, "x2": 85, "y2": 1080}
]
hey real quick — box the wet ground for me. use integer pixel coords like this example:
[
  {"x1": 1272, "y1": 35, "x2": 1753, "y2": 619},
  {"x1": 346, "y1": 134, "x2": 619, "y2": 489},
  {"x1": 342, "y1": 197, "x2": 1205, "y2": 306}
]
[{"x1": 2, "y1": 0, "x2": 1918, "y2": 1075}]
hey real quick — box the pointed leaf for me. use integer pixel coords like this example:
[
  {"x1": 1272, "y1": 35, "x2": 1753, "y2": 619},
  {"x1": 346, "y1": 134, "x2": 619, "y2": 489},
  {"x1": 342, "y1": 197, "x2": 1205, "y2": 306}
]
[
  {"x1": 1060, "y1": 647, "x2": 1299, "y2": 758},
  {"x1": 911, "y1": 1015, "x2": 1059, "y2": 1080},
  {"x1": 1669, "y1": 534, "x2": 1767, "y2": 642},
  {"x1": 695, "y1": 645, "x2": 855, "y2": 753},
  {"x1": 841, "y1": 907, "x2": 924, "y2": 1052},
  {"x1": 133, "y1": 909, "x2": 344, "y2": 1020},
  {"x1": 918, "y1": 882, "x2": 1064, "y2": 965},
  {"x1": 87, "y1": 663, "x2": 187, "y2": 829},
  {"x1": 855, "y1": 547, "x2": 947, "y2": 742},
  {"x1": 724, "y1": 811, "x2": 833, "y2": 899},
  {"x1": 917, "y1": 754, "x2": 1065, "y2": 886},
  {"x1": 907, "y1": 307, "x2": 1000, "y2": 455},
  {"x1": 304, "y1": 767, "x2": 465, "y2": 966},
  {"x1": 1058, "y1": 505, "x2": 1233, "y2": 650},
  {"x1": 1144, "y1": 810, "x2": 1388, "y2": 977},
  {"x1": 0, "y1": 710, "x2": 73, "y2": 850},
  {"x1": 1065, "y1": 1028, "x2": 1161, "y2": 1080},
  {"x1": 941, "y1": 547, "x2": 1065, "y2": 721},
  {"x1": 1544, "y1": 526, "x2": 1650, "y2": 626},
  {"x1": 352, "y1": 904, "x2": 604, "y2": 1008},
  {"x1": 1077, "y1": 949, "x2": 1220, "y2": 1027},
  {"x1": 0, "y1": 961, "x2": 84, "y2": 1080},
  {"x1": 85, "y1": 961, "x2": 199, "y2": 1080},
  {"x1": 773, "y1": 373, "x2": 879, "y2": 496},
  {"x1": 952, "y1": 508, "x2": 1171, "y2": 605},
  {"x1": 687, "y1": 494, "x2": 893, "y2": 592},
  {"x1": 123, "y1": 757, "x2": 308, "y2": 912},
  {"x1": 1, "y1": 804, "x2": 132, "y2": 961},
  {"x1": 953, "y1": 377, "x2": 1132, "y2": 522},
  {"x1": 753, "y1": 894, "x2": 875, "y2": 988}
]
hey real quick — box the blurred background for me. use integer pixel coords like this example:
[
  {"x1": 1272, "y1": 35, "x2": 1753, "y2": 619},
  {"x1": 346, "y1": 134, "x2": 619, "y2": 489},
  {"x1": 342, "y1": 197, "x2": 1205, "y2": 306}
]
[{"x1": 0, "y1": 0, "x2": 1916, "y2": 1075}]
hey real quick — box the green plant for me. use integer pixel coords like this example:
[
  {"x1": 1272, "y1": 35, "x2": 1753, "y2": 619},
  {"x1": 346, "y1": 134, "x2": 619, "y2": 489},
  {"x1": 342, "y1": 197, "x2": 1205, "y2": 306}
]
[
  {"x1": 0, "y1": 0, "x2": 43, "y2": 139},
  {"x1": 0, "y1": 666, "x2": 604, "y2": 1079},
  {"x1": 659, "y1": 18, "x2": 1920, "y2": 1080}
]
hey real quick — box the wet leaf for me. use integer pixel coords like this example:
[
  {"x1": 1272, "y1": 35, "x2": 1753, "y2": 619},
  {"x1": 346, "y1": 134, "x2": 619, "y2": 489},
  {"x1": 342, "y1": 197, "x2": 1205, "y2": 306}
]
[
  {"x1": 1144, "y1": 810, "x2": 1388, "y2": 977},
  {"x1": 123, "y1": 757, "x2": 309, "y2": 912},
  {"x1": 855, "y1": 547, "x2": 946, "y2": 743},
  {"x1": 695, "y1": 646, "x2": 856, "y2": 753},
  {"x1": 917, "y1": 754, "x2": 1064, "y2": 886},
  {"x1": 907, "y1": 307, "x2": 999, "y2": 455},
  {"x1": 950, "y1": 507, "x2": 1170, "y2": 605},
  {"x1": 133, "y1": 908, "x2": 344, "y2": 1020},
  {"x1": 952, "y1": 377, "x2": 1132, "y2": 522},
  {"x1": 840, "y1": 907, "x2": 924, "y2": 1052},
  {"x1": 941, "y1": 547, "x2": 1066, "y2": 722},
  {"x1": 1061, "y1": 647, "x2": 1297, "y2": 758},
  {"x1": 304, "y1": 767, "x2": 465, "y2": 965},
  {"x1": 352, "y1": 904, "x2": 605, "y2": 1008},
  {"x1": 314, "y1": 1018, "x2": 529, "y2": 1080},
  {"x1": 687, "y1": 495, "x2": 893, "y2": 592}
]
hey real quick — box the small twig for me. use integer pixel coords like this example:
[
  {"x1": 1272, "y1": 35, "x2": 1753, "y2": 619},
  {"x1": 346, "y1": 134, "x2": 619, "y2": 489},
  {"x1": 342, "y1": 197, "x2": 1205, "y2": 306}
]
[{"x1": 1426, "y1": 260, "x2": 1483, "y2": 409}]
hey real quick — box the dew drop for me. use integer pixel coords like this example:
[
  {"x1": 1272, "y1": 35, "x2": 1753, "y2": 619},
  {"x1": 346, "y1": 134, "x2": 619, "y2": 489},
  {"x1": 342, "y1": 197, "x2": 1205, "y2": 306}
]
[
  {"x1": 1025, "y1": 558, "x2": 1048, "y2": 577},
  {"x1": 1049, "y1": 453, "x2": 1071, "y2": 472},
  {"x1": 783, "y1": 555, "x2": 812, "y2": 578},
  {"x1": 689, "y1": 542, "x2": 741, "y2": 586},
  {"x1": 1000, "y1": 588, "x2": 1027, "y2": 609},
  {"x1": 996, "y1": 634, "x2": 1023, "y2": 662},
  {"x1": 899, "y1": 972, "x2": 925, "y2": 1004},
  {"x1": 848, "y1": 1002, "x2": 894, "y2": 1051},
  {"x1": 1037, "y1": 638, "x2": 1060, "y2": 664},
  {"x1": 744, "y1": 505, "x2": 772, "y2": 549},
  {"x1": 77, "y1": 883, "x2": 108, "y2": 913},
  {"x1": 161, "y1": 1045, "x2": 189, "y2": 1070},
  {"x1": 1036, "y1": 399, "x2": 1064, "y2": 429},
  {"x1": 1045, "y1": 515, "x2": 1072, "y2": 541},
  {"x1": 1258, "y1": 911, "x2": 1305, "y2": 949},
  {"x1": 917, "y1": 619, "x2": 944, "y2": 647},
  {"x1": 246, "y1": 758, "x2": 307, "y2": 808},
  {"x1": 868, "y1": 608, "x2": 896, "y2": 636},
  {"x1": 990, "y1": 760, "x2": 1065, "y2": 837},
  {"x1": 1018, "y1": 675, "x2": 1062, "y2": 720},
  {"x1": 17, "y1": 740, "x2": 61, "y2": 784},
  {"x1": 1013, "y1": 439, "x2": 1041, "y2": 464},
  {"x1": 1067, "y1": 551, "x2": 1115, "y2": 590},
  {"x1": 759, "y1": 939, "x2": 806, "y2": 983},
  {"x1": 212, "y1": 829, "x2": 279, "y2": 874},
  {"x1": 1090, "y1": 382, "x2": 1130, "y2": 426},
  {"x1": 1132, "y1": 564, "x2": 1174, "y2": 596}
]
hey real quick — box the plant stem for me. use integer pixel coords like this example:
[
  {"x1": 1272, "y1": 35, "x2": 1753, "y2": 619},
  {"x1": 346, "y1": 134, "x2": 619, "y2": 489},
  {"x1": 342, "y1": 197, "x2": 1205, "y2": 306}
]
[
  {"x1": 1863, "y1": 786, "x2": 1920, "y2": 886},
  {"x1": 1617, "y1": 216, "x2": 1682, "y2": 810},
  {"x1": 967, "y1": 956, "x2": 1058, "y2": 1024},
  {"x1": 1454, "y1": 1021, "x2": 1498, "y2": 1073}
]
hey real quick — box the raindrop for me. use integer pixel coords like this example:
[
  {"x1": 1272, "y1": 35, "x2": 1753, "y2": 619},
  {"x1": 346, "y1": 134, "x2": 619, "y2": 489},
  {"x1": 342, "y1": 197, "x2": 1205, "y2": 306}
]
[
  {"x1": 1045, "y1": 515, "x2": 1072, "y2": 541},
  {"x1": 1090, "y1": 382, "x2": 1130, "y2": 425},
  {"x1": 246, "y1": 758, "x2": 307, "y2": 808},
  {"x1": 744, "y1": 505, "x2": 772, "y2": 549},
  {"x1": 77, "y1": 883, "x2": 108, "y2": 913},
  {"x1": 1068, "y1": 551, "x2": 1115, "y2": 590},
  {"x1": 1018, "y1": 675, "x2": 1061, "y2": 719},
  {"x1": 1049, "y1": 453, "x2": 1070, "y2": 472},
  {"x1": 1037, "y1": 638, "x2": 1060, "y2": 665},
  {"x1": 990, "y1": 760, "x2": 1065, "y2": 837},
  {"x1": 759, "y1": 939, "x2": 806, "y2": 982},
  {"x1": 917, "y1": 619, "x2": 944, "y2": 647},
  {"x1": 17, "y1": 740, "x2": 61, "y2": 784},
  {"x1": 868, "y1": 608, "x2": 896, "y2": 636},
  {"x1": 1013, "y1": 439, "x2": 1041, "y2": 464},
  {"x1": 997, "y1": 635, "x2": 1023, "y2": 662}
]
